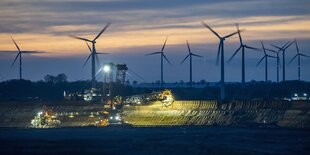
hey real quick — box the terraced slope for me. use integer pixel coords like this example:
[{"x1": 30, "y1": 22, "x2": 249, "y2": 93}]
[
  {"x1": 0, "y1": 100, "x2": 308, "y2": 128},
  {"x1": 122, "y1": 100, "x2": 310, "y2": 128}
]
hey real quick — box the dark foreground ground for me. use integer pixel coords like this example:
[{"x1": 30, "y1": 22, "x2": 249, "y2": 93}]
[{"x1": 0, "y1": 126, "x2": 309, "y2": 155}]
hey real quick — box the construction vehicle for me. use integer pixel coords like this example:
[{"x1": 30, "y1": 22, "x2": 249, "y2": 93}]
[
  {"x1": 31, "y1": 106, "x2": 61, "y2": 128},
  {"x1": 159, "y1": 89, "x2": 174, "y2": 107}
]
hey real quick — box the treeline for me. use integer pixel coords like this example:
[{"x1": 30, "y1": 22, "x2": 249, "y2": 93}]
[{"x1": 0, "y1": 74, "x2": 309, "y2": 101}]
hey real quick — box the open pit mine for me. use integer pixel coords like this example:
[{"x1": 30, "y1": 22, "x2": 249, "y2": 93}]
[{"x1": 0, "y1": 90, "x2": 309, "y2": 129}]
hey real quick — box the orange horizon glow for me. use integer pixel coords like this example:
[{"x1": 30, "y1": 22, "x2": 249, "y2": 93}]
[{"x1": 0, "y1": 16, "x2": 309, "y2": 57}]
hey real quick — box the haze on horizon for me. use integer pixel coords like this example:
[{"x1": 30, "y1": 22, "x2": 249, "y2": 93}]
[{"x1": 0, "y1": 0, "x2": 309, "y2": 83}]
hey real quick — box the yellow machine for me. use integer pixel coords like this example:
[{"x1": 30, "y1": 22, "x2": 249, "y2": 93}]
[
  {"x1": 122, "y1": 89, "x2": 174, "y2": 106},
  {"x1": 159, "y1": 89, "x2": 174, "y2": 107},
  {"x1": 31, "y1": 106, "x2": 61, "y2": 128},
  {"x1": 96, "y1": 119, "x2": 109, "y2": 126}
]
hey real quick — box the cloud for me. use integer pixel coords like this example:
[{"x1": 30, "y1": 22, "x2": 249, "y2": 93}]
[
  {"x1": 0, "y1": 0, "x2": 309, "y2": 34},
  {"x1": 0, "y1": 0, "x2": 309, "y2": 81}
]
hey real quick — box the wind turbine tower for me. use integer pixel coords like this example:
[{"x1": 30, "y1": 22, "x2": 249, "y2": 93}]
[
  {"x1": 202, "y1": 22, "x2": 239, "y2": 100},
  {"x1": 271, "y1": 41, "x2": 294, "y2": 82},
  {"x1": 228, "y1": 23, "x2": 260, "y2": 87},
  {"x1": 11, "y1": 36, "x2": 44, "y2": 80},
  {"x1": 257, "y1": 42, "x2": 276, "y2": 82},
  {"x1": 145, "y1": 36, "x2": 172, "y2": 86},
  {"x1": 288, "y1": 39, "x2": 310, "y2": 81},
  {"x1": 70, "y1": 23, "x2": 111, "y2": 88},
  {"x1": 181, "y1": 40, "x2": 203, "y2": 87}
]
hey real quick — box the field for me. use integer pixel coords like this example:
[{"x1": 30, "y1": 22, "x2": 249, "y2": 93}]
[{"x1": 0, "y1": 126, "x2": 309, "y2": 155}]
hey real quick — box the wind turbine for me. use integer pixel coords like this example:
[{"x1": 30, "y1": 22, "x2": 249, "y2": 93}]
[
  {"x1": 10, "y1": 36, "x2": 44, "y2": 80},
  {"x1": 227, "y1": 23, "x2": 260, "y2": 87},
  {"x1": 288, "y1": 39, "x2": 310, "y2": 81},
  {"x1": 265, "y1": 42, "x2": 290, "y2": 83},
  {"x1": 70, "y1": 23, "x2": 111, "y2": 88},
  {"x1": 145, "y1": 36, "x2": 172, "y2": 86},
  {"x1": 202, "y1": 22, "x2": 239, "y2": 100},
  {"x1": 257, "y1": 42, "x2": 276, "y2": 82},
  {"x1": 83, "y1": 42, "x2": 108, "y2": 68},
  {"x1": 181, "y1": 40, "x2": 203, "y2": 87},
  {"x1": 271, "y1": 41, "x2": 294, "y2": 82}
]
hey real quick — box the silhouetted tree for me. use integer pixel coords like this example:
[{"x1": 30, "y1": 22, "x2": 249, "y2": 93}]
[
  {"x1": 44, "y1": 75, "x2": 55, "y2": 84},
  {"x1": 0, "y1": 78, "x2": 309, "y2": 101},
  {"x1": 200, "y1": 80, "x2": 206, "y2": 84},
  {"x1": 132, "y1": 81, "x2": 138, "y2": 85},
  {"x1": 56, "y1": 73, "x2": 67, "y2": 83},
  {"x1": 44, "y1": 73, "x2": 67, "y2": 84}
]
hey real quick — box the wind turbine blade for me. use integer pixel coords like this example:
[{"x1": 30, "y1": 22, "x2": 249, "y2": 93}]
[
  {"x1": 236, "y1": 23, "x2": 243, "y2": 44},
  {"x1": 94, "y1": 22, "x2": 111, "y2": 41},
  {"x1": 271, "y1": 44, "x2": 282, "y2": 50},
  {"x1": 145, "y1": 52, "x2": 161, "y2": 56},
  {"x1": 69, "y1": 35, "x2": 92, "y2": 42},
  {"x1": 300, "y1": 53, "x2": 310, "y2": 58},
  {"x1": 227, "y1": 46, "x2": 241, "y2": 63},
  {"x1": 83, "y1": 54, "x2": 92, "y2": 67},
  {"x1": 284, "y1": 41, "x2": 294, "y2": 50},
  {"x1": 186, "y1": 40, "x2": 191, "y2": 53},
  {"x1": 261, "y1": 42, "x2": 266, "y2": 54},
  {"x1": 180, "y1": 54, "x2": 190, "y2": 64},
  {"x1": 96, "y1": 52, "x2": 109, "y2": 54},
  {"x1": 163, "y1": 54, "x2": 172, "y2": 65},
  {"x1": 267, "y1": 55, "x2": 277, "y2": 59},
  {"x1": 256, "y1": 56, "x2": 265, "y2": 67},
  {"x1": 192, "y1": 53, "x2": 203, "y2": 58},
  {"x1": 224, "y1": 30, "x2": 241, "y2": 39},
  {"x1": 295, "y1": 39, "x2": 300, "y2": 54},
  {"x1": 265, "y1": 48, "x2": 277, "y2": 53},
  {"x1": 11, "y1": 52, "x2": 21, "y2": 67},
  {"x1": 161, "y1": 36, "x2": 168, "y2": 52},
  {"x1": 281, "y1": 41, "x2": 291, "y2": 49},
  {"x1": 95, "y1": 54, "x2": 101, "y2": 66},
  {"x1": 11, "y1": 36, "x2": 21, "y2": 52},
  {"x1": 22, "y1": 51, "x2": 46, "y2": 53},
  {"x1": 216, "y1": 42, "x2": 221, "y2": 65},
  {"x1": 201, "y1": 22, "x2": 221, "y2": 39},
  {"x1": 86, "y1": 42, "x2": 92, "y2": 53},
  {"x1": 288, "y1": 55, "x2": 298, "y2": 64},
  {"x1": 244, "y1": 45, "x2": 261, "y2": 51}
]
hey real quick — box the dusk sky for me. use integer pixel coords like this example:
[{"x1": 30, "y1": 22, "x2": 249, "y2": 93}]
[{"x1": 0, "y1": 0, "x2": 309, "y2": 83}]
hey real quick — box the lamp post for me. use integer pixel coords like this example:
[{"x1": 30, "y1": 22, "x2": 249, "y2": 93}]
[
  {"x1": 103, "y1": 63, "x2": 113, "y2": 101},
  {"x1": 103, "y1": 65, "x2": 111, "y2": 73}
]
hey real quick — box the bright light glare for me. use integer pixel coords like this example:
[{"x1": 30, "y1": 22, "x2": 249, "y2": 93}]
[
  {"x1": 115, "y1": 116, "x2": 120, "y2": 120},
  {"x1": 304, "y1": 93, "x2": 307, "y2": 96},
  {"x1": 103, "y1": 65, "x2": 111, "y2": 73}
]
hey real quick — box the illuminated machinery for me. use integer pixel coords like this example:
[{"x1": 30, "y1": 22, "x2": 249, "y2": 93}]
[
  {"x1": 83, "y1": 88, "x2": 102, "y2": 102},
  {"x1": 159, "y1": 89, "x2": 174, "y2": 107},
  {"x1": 103, "y1": 63, "x2": 128, "y2": 99},
  {"x1": 123, "y1": 89, "x2": 174, "y2": 107},
  {"x1": 31, "y1": 106, "x2": 61, "y2": 128},
  {"x1": 291, "y1": 93, "x2": 309, "y2": 101},
  {"x1": 116, "y1": 64, "x2": 128, "y2": 85},
  {"x1": 107, "y1": 90, "x2": 174, "y2": 125},
  {"x1": 96, "y1": 118, "x2": 109, "y2": 126},
  {"x1": 83, "y1": 63, "x2": 128, "y2": 102}
]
